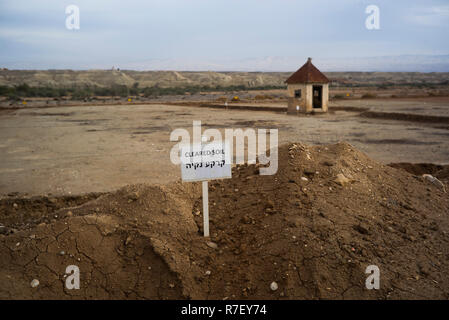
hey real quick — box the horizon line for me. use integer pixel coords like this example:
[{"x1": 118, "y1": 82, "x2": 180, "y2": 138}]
[{"x1": 2, "y1": 68, "x2": 449, "y2": 73}]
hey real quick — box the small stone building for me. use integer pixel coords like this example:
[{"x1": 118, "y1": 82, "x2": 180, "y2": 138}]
[{"x1": 286, "y1": 58, "x2": 329, "y2": 114}]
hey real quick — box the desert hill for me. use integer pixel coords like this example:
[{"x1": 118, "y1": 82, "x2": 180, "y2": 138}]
[{"x1": 1, "y1": 69, "x2": 448, "y2": 88}]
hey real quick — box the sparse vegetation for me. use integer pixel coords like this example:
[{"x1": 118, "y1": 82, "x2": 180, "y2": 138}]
[
  {"x1": 215, "y1": 96, "x2": 228, "y2": 102},
  {"x1": 0, "y1": 84, "x2": 285, "y2": 99},
  {"x1": 254, "y1": 94, "x2": 274, "y2": 100},
  {"x1": 361, "y1": 93, "x2": 377, "y2": 99}
]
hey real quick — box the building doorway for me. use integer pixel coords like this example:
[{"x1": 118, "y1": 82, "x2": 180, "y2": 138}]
[{"x1": 312, "y1": 85, "x2": 322, "y2": 109}]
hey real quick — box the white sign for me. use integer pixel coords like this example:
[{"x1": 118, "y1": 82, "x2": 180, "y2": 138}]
[
  {"x1": 180, "y1": 141, "x2": 232, "y2": 238},
  {"x1": 180, "y1": 142, "x2": 232, "y2": 182}
]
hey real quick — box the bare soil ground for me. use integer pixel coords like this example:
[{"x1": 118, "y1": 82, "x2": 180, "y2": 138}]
[
  {"x1": 1, "y1": 97, "x2": 449, "y2": 197},
  {"x1": 0, "y1": 142, "x2": 448, "y2": 299},
  {"x1": 1, "y1": 95, "x2": 449, "y2": 300}
]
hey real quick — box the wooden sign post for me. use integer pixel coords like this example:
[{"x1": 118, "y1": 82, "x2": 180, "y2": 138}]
[
  {"x1": 180, "y1": 141, "x2": 232, "y2": 237},
  {"x1": 202, "y1": 180, "x2": 209, "y2": 237}
]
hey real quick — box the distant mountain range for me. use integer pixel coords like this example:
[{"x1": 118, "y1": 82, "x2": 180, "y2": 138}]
[
  {"x1": 118, "y1": 55, "x2": 449, "y2": 73},
  {"x1": 2, "y1": 55, "x2": 449, "y2": 73},
  {"x1": 317, "y1": 55, "x2": 449, "y2": 73}
]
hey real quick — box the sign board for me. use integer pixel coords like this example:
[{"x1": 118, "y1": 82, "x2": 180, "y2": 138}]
[
  {"x1": 179, "y1": 141, "x2": 232, "y2": 238},
  {"x1": 180, "y1": 141, "x2": 232, "y2": 182}
]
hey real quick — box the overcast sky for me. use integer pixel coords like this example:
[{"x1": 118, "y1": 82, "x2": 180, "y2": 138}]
[{"x1": 1, "y1": 0, "x2": 449, "y2": 71}]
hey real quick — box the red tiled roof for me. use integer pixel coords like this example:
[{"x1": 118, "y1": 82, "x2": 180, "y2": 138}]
[{"x1": 285, "y1": 58, "x2": 330, "y2": 84}]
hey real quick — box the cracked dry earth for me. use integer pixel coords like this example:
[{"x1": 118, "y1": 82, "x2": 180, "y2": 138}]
[{"x1": 1, "y1": 142, "x2": 449, "y2": 299}]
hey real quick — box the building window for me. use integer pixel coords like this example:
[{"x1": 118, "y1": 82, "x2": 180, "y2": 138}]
[{"x1": 294, "y1": 89, "x2": 302, "y2": 98}]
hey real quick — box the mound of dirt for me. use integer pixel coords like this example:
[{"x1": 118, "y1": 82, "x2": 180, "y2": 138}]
[{"x1": 1, "y1": 142, "x2": 448, "y2": 299}]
